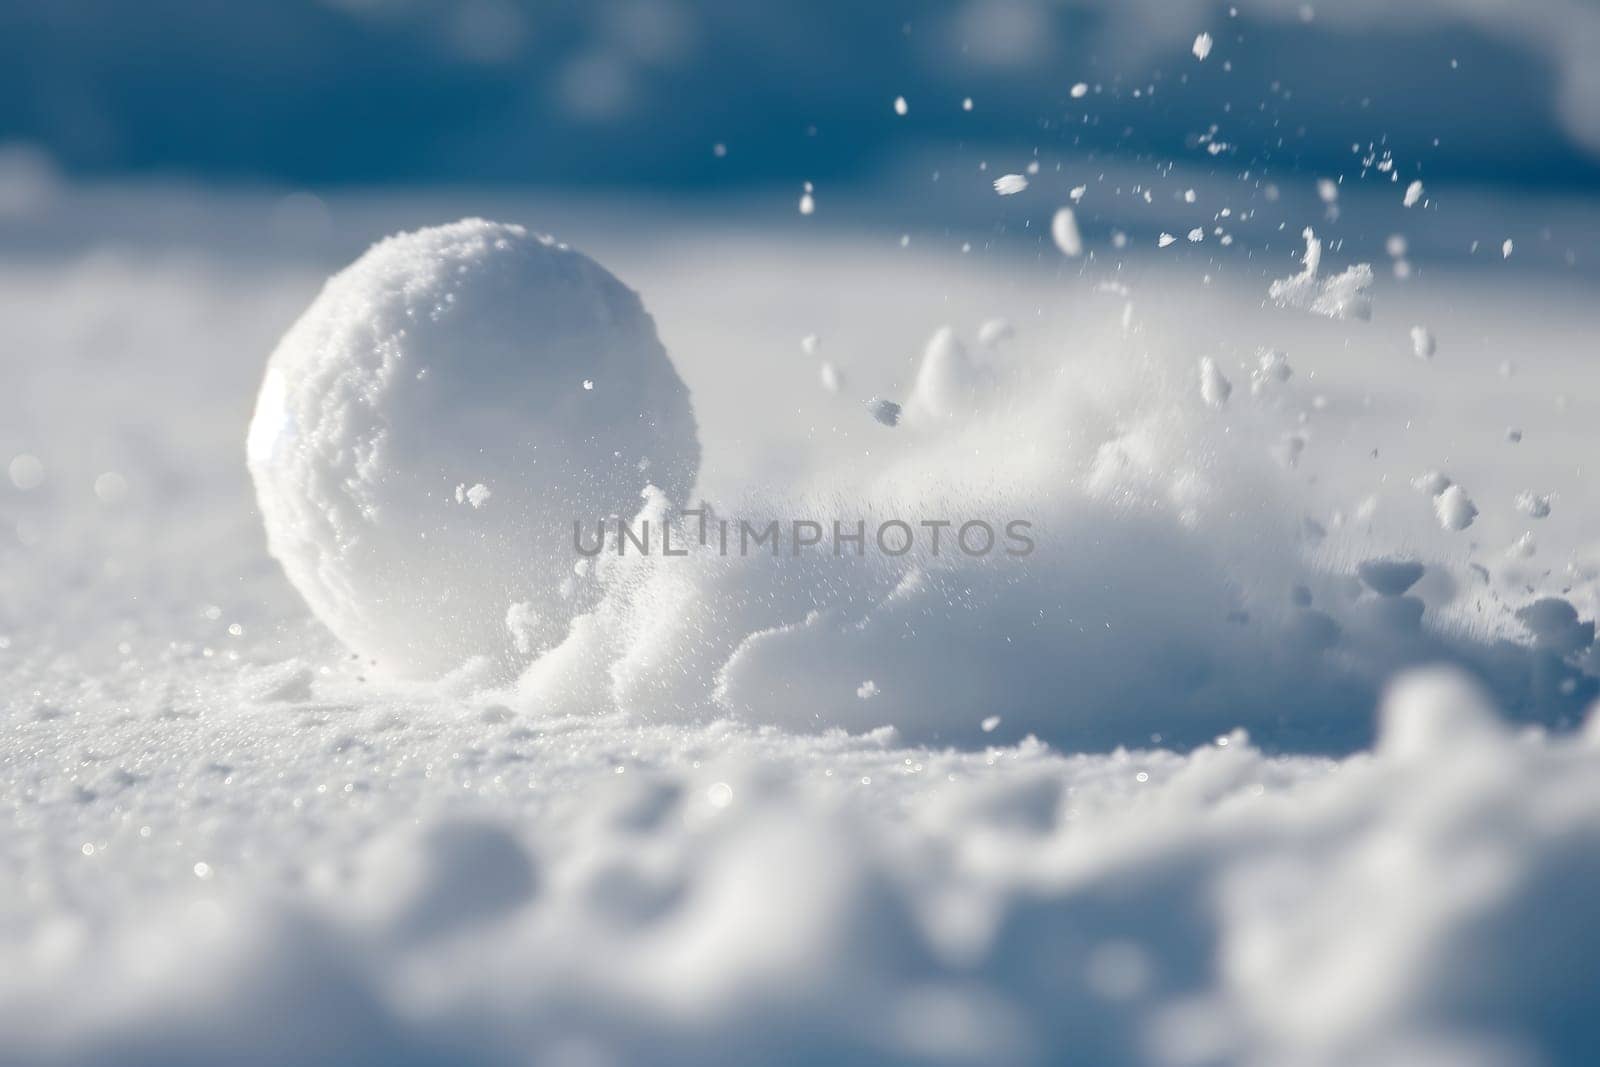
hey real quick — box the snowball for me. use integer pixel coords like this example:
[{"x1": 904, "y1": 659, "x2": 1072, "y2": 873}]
[
  {"x1": 1434, "y1": 484, "x2": 1478, "y2": 531},
  {"x1": 1403, "y1": 179, "x2": 1424, "y2": 207},
  {"x1": 1199, "y1": 357, "x2": 1232, "y2": 408},
  {"x1": 1410, "y1": 325, "x2": 1435, "y2": 360},
  {"x1": 1192, "y1": 32, "x2": 1213, "y2": 60},
  {"x1": 1051, "y1": 207, "x2": 1083, "y2": 257},
  {"x1": 1268, "y1": 228, "x2": 1373, "y2": 321},
  {"x1": 247, "y1": 219, "x2": 700, "y2": 680},
  {"x1": 993, "y1": 174, "x2": 1028, "y2": 196},
  {"x1": 1514, "y1": 491, "x2": 1551, "y2": 519}
]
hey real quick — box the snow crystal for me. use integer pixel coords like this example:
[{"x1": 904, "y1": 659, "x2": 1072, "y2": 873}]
[
  {"x1": 1268, "y1": 228, "x2": 1373, "y2": 321},
  {"x1": 1435, "y1": 484, "x2": 1478, "y2": 531},
  {"x1": 1051, "y1": 207, "x2": 1083, "y2": 256},
  {"x1": 993, "y1": 174, "x2": 1028, "y2": 196}
]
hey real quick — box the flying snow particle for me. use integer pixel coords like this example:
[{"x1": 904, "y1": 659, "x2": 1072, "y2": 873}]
[
  {"x1": 1403, "y1": 180, "x2": 1424, "y2": 207},
  {"x1": 1506, "y1": 427, "x2": 1522, "y2": 444},
  {"x1": 1317, "y1": 178, "x2": 1339, "y2": 203},
  {"x1": 801, "y1": 334, "x2": 820, "y2": 356},
  {"x1": 7, "y1": 453, "x2": 44, "y2": 491},
  {"x1": 993, "y1": 174, "x2": 1028, "y2": 196},
  {"x1": 93, "y1": 471, "x2": 129, "y2": 504},
  {"x1": 866, "y1": 398, "x2": 902, "y2": 427},
  {"x1": 893, "y1": 95, "x2": 908, "y2": 116},
  {"x1": 1192, "y1": 32, "x2": 1213, "y2": 60},
  {"x1": 1410, "y1": 326, "x2": 1436, "y2": 360},
  {"x1": 1268, "y1": 228, "x2": 1373, "y2": 320},
  {"x1": 1158, "y1": 233, "x2": 1177, "y2": 248},
  {"x1": 1514, "y1": 491, "x2": 1551, "y2": 519},
  {"x1": 819, "y1": 361, "x2": 843, "y2": 393},
  {"x1": 1502, "y1": 238, "x2": 1514, "y2": 259},
  {"x1": 463, "y1": 483, "x2": 492, "y2": 509},
  {"x1": 1435, "y1": 484, "x2": 1478, "y2": 531},
  {"x1": 798, "y1": 186, "x2": 815, "y2": 215},
  {"x1": 1187, "y1": 227, "x2": 1205, "y2": 242},
  {"x1": 907, "y1": 327, "x2": 984, "y2": 421},
  {"x1": 1051, "y1": 207, "x2": 1084, "y2": 256},
  {"x1": 1070, "y1": 82, "x2": 1089, "y2": 98},
  {"x1": 1199, "y1": 357, "x2": 1232, "y2": 407},
  {"x1": 856, "y1": 680, "x2": 880, "y2": 699},
  {"x1": 246, "y1": 219, "x2": 699, "y2": 680},
  {"x1": 962, "y1": 97, "x2": 973, "y2": 112},
  {"x1": 981, "y1": 715, "x2": 1001, "y2": 733}
]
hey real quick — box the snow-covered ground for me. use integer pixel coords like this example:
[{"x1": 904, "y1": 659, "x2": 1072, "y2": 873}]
[{"x1": 4, "y1": 174, "x2": 1600, "y2": 1064}]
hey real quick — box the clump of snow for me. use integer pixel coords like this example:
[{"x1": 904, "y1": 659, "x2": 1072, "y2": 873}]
[
  {"x1": 1192, "y1": 31, "x2": 1213, "y2": 60},
  {"x1": 1410, "y1": 325, "x2": 1435, "y2": 360},
  {"x1": 906, "y1": 326, "x2": 987, "y2": 421},
  {"x1": 1413, "y1": 469, "x2": 1453, "y2": 496},
  {"x1": 1070, "y1": 82, "x2": 1089, "y2": 98},
  {"x1": 1403, "y1": 179, "x2": 1424, "y2": 207},
  {"x1": 1515, "y1": 490, "x2": 1552, "y2": 518},
  {"x1": 865, "y1": 397, "x2": 902, "y2": 426},
  {"x1": 455, "y1": 482, "x2": 492, "y2": 508},
  {"x1": 819, "y1": 361, "x2": 842, "y2": 393},
  {"x1": 1435, "y1": 484, "x2": 1478, "y2": 530},
  {"x1": 1199, "y1": 356, "x2": 1232, "y2": 407},
  {"x1": 993, "y1": 174, "x2": 1028, "y2": 196},
  {"x1": 1051, "y1": 206, "x2": 1083, "y2": 256},
  {"x1": 246, "y1": 219, "x2": 700, "y2": 680},
  {"x1": 1268, "y1": 228, "x2": 1373, "y2": 321},
  {"x1": 1250, "y1": 348, "x2": 1292, "y2": 394},
  {"x1": 892, "y1": 95, "x2": 908, "y2": 116}
]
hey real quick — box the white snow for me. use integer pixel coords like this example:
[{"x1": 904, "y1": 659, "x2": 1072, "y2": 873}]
[
  {"x1": 246, "y1": 220, "x2": 699, "y2": 681},
  {"x1": 1403, "y1": 179, "x2": 1424, "y2": 207},
  {"x1": 993, "y1": 173, "x2": 1028, "y2": 196},
  {"x1": 1515, "y1": 490, "x2": 1552, "y2": 518},
  {"x1": 1268, "y1": 227, "x2": 1373, "y2": 321},
  {"x1": 1192, "y1": 31, "x2": 1213, "y2": 60},
  {"x1": 1434, "y1": 483, "x2": 1478, "y2": 530},
  {"x1": 1410, "y1": 324, "x2": 1436, "y2": 360},
  {"x1": 893, "y1": 95, "x2": 908, "y2": 116},
  {"x1": 1070, "y1": 82, "x2": 1089, "y2": 98},
  {"x1": 1199, "y1": 356, "x2": 1232, "y2": 407},
  {"x1": 1051, "y1": 206, "x2": 1083, "y2": 256}
]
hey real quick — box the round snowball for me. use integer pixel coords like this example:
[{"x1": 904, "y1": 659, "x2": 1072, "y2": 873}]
[{"x1": 247, "y1": 219, "x2": 699, "y2": 679}]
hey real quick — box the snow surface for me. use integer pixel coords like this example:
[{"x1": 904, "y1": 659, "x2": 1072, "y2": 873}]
[{"x1": 5, "y1": 178, "x2": 1600, "y2": 1064}]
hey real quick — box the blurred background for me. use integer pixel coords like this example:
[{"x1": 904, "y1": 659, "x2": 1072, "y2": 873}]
[{"x1": 3, "y1": 0, "x2": 1599, "y2": 196}]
